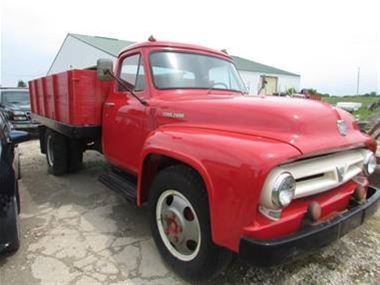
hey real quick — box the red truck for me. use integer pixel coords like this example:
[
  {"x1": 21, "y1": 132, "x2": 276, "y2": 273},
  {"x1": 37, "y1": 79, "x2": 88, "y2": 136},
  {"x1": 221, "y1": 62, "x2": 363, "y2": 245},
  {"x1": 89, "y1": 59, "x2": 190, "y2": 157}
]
[{"x1": 29, "y1": 38, "x2": 379, "y2": 281}]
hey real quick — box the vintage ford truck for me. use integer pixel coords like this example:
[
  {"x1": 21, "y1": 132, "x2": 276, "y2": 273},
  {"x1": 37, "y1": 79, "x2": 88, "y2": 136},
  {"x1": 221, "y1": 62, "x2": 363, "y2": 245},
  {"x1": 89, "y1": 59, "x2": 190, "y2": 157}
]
[{"x1": 29, "y1": 38, "x2": 379, "y2": 281}]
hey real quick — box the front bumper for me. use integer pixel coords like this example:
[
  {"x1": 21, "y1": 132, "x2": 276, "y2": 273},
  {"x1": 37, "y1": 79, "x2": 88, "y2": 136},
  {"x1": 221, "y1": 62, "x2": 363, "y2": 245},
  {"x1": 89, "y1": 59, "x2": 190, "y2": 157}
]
[
  {"x1": 11, "y1": 122, "x2": 40, "y2": 131},
  {"x1": 239, "y1": 186, "x2": 380, "y2": 266}
]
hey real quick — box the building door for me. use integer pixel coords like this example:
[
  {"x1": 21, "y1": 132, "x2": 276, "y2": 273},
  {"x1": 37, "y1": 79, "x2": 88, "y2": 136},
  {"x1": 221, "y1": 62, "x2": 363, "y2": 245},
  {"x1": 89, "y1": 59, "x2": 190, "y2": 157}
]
[{"x1": 261, "y1": 76, "x2": 278, "y2": 95}]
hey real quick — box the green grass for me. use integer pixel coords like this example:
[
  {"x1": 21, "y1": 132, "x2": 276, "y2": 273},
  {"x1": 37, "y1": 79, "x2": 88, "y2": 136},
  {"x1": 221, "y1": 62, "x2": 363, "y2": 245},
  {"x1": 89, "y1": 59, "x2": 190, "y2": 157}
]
[{"x1": 322, "y1": 96, "x2": 380, "y2": 121}]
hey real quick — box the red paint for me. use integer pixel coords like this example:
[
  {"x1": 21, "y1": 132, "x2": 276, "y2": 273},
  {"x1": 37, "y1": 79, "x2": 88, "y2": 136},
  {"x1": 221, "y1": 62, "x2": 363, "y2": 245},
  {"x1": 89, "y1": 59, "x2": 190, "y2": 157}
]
[
  {"x1": 243, "y1": 181, "x2": 359, "y2": 240},
  {"x1": 29, "y1": 41, "x2": 375, "y2": 253},
  {"x1": 29, "y1": 70, "x2": 111, "y2": 126}
]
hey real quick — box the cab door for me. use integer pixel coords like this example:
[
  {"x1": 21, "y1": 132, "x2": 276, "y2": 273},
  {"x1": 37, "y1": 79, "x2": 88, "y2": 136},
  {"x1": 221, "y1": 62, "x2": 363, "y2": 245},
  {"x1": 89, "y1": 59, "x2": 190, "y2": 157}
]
[{"x1": 102, "y1": 52, "x2": 149, "y2": 173}]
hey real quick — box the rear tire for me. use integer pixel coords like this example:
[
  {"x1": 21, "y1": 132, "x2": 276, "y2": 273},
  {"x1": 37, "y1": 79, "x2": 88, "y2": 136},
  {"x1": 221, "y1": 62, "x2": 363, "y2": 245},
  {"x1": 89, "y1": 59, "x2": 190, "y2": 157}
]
[
  {"x1": 148, "y1": 165, "x2": 232, "y2": 281},
  {"x1": 68, "y1": 139, "x2": 83, "y2": 173},
  {"x1": 45, "y1": 129, "x2": 69, "y2": 175}
]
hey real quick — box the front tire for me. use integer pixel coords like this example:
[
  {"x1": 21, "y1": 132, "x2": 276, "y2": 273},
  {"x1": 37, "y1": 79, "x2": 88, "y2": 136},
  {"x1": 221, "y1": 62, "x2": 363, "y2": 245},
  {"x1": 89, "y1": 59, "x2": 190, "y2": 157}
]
[{"x1": 148, "y1": 165, "x2": 232, "y2": 281}]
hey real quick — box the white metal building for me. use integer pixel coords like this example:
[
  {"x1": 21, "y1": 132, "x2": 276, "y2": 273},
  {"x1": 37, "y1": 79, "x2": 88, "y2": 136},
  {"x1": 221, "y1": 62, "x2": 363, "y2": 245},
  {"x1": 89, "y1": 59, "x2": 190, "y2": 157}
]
[{"x1": 48, "y1": 33, "x2": 300, "y2": 95}]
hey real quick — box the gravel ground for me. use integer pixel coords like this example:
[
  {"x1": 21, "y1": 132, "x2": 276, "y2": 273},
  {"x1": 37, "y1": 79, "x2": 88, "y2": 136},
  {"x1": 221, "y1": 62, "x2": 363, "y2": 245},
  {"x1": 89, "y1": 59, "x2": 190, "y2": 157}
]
[{"x1": 0, "y1": 140, "x2": 379, "y2": 285}]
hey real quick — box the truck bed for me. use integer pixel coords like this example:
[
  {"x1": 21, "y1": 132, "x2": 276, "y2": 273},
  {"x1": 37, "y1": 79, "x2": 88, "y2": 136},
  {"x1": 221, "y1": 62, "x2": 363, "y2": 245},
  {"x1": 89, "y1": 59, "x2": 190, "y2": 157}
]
[{"x1": 29, "y1": 69, "x2": 111, "y2": 138}]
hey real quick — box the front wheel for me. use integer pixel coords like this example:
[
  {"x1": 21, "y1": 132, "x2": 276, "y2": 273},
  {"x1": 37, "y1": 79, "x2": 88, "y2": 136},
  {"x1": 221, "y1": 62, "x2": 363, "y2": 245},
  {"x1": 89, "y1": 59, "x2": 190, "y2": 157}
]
[{"x1": 148, "y1": 165, "x2": 232, "y2": 281}]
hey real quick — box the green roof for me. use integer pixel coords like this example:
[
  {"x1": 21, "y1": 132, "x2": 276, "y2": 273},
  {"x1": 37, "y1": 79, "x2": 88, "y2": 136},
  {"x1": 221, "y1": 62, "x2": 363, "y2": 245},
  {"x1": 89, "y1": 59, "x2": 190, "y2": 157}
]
[
  {"x1": 231, "y1": 56, "x2": 299, "y2": 76},
  {"x1": 69, "y1": 33, "x2": 299, "y2": 76},
  {"x1": 70, "y1": 33, "x2": 135, "y2": 57}
]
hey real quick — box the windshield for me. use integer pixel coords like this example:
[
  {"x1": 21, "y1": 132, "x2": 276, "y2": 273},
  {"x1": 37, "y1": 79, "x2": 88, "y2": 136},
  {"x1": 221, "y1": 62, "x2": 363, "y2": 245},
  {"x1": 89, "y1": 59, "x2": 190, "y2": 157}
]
[
  {"x1": 150, "y1": 51, "x2": 247, "y2": 93},
  {"x1": 1, "y1": 91, "x2": 30, "y2": 105}
]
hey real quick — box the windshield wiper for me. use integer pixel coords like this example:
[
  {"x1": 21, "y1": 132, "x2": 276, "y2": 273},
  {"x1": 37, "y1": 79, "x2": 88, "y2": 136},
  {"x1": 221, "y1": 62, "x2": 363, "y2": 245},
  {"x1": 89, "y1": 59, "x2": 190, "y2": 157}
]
[{"x1": 105, "y1": 70, "x2": 148, "y2": 106}]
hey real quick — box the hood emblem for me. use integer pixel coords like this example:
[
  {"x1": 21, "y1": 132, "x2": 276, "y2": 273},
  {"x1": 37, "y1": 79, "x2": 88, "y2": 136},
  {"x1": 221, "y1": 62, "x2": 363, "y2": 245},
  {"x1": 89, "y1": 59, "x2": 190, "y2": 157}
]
[
  {"x1": 336, "y1": 166, "x2": 346, "y2": 182},
  {"x1": 162, "y1": 111, "x2": 185, "y2": 119},
  {"x1": 337, "y1": 120, "x2": 347, "y2": 136}
]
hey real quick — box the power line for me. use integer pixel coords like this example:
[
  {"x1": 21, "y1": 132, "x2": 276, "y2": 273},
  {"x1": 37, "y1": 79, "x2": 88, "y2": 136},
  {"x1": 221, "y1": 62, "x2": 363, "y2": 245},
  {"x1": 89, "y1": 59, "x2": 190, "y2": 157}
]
[{"x1": 356, "y1": 67, "x2": 360, "y2": 95}]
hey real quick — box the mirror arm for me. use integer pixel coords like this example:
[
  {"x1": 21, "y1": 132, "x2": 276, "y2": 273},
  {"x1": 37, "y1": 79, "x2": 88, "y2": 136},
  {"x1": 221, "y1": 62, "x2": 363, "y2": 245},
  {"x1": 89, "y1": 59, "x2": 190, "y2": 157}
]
[{"x1": 105, "y1": 70, "x2": 148, "y2": 106}]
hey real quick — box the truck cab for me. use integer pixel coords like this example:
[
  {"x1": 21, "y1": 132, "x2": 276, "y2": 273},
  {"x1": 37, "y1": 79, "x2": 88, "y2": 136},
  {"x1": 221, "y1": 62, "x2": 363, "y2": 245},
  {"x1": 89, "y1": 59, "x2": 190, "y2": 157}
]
[
  {"x1": 101, "y1": 41, "x2": 248, "y2": 173},
  {"x1": 29, "y1": 39, "x2": 379, "y2": 281}
]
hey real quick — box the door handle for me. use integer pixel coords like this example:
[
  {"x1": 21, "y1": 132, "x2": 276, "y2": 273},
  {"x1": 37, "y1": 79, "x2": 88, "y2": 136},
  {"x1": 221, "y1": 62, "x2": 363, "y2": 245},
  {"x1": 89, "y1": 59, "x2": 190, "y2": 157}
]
[{"x1": 104, "y1": 102, "x2": 115, "y2": 108}]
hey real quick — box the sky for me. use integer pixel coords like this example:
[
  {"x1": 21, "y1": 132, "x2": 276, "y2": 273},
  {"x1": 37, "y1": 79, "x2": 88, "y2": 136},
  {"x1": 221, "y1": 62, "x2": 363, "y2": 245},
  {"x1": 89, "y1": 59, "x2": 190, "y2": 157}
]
[{"x1": 1, "y1": 0, "x2": 379, "y2": 96}]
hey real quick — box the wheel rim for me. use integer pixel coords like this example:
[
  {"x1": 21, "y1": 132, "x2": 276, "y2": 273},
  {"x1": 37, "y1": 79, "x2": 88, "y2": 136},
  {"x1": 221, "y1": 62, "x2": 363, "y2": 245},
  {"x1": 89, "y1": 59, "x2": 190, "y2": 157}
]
[
  {"x1": 156, "y1": 190, "x2": 201, "y2": 261},
  {"x1": 47, "y1": 135, "x2": 54, "y2": 166}
]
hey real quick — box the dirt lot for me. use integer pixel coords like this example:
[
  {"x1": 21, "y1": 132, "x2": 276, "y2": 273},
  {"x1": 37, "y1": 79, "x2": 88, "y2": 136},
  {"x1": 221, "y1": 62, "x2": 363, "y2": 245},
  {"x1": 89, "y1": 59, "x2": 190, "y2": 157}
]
[{"x1": 1, "y1": 140, "x2": 379, "y2": 285}]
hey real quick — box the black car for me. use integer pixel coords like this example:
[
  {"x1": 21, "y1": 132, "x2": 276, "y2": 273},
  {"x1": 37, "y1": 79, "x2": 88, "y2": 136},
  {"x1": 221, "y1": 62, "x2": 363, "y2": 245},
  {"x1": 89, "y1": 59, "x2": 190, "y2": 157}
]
[
  {"x1": 0, "y1": 112, "x2": 29, "y2": 254},
  {"x1": 0, "y1": 88, "x2": 39, "y2": 134}
]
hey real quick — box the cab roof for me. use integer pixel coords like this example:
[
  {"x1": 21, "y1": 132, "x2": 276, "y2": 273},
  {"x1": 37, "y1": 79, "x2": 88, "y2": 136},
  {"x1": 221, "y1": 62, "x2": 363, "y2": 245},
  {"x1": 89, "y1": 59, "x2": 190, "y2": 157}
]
[{"x1": 118, "y1": 40, "x2": 231, "y2": 60}]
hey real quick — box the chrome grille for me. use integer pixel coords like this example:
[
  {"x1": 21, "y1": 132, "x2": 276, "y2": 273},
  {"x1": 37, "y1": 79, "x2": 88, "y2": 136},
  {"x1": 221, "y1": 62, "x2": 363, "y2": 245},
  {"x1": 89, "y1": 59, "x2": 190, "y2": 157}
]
[{"x1": 277, "y1": 149, "x2": 367, "y2": 198}]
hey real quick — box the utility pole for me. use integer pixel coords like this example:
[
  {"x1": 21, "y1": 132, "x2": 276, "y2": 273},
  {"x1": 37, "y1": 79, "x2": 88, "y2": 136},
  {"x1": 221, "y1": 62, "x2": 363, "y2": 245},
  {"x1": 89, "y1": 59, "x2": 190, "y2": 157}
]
[{"x1": 356, "y1": 67, "x2": 360, "y2": 95}]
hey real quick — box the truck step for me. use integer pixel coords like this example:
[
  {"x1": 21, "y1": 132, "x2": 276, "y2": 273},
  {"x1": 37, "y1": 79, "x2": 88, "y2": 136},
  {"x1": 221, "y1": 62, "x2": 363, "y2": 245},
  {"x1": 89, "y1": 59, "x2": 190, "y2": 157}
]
[{"x1": 98, "y1": 170, "x2": 137, "y2": 202}]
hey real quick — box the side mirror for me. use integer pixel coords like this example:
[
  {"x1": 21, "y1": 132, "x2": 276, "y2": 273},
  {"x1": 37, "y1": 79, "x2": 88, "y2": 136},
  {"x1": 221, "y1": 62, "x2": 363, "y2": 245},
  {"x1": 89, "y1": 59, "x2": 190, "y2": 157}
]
[
  {"x1": 9, "y1": 130, "x2": 30, "y2": 144},
  {"x1": 97, "y1": 58, "x2": 114, "y2": 81}
]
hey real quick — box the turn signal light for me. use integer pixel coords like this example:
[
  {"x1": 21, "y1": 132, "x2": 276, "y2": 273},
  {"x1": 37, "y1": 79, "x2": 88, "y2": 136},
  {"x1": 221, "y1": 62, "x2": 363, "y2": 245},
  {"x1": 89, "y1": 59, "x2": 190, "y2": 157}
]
[
  {"x1": 353, "y1": 186, "x2": 367, "y2": 202},
  {"x1": 307, "y1": 201, "x2": 321, "y2": 222},
  {"x1": 352, "y1": 175, "x2": 368, "y2": 203}
]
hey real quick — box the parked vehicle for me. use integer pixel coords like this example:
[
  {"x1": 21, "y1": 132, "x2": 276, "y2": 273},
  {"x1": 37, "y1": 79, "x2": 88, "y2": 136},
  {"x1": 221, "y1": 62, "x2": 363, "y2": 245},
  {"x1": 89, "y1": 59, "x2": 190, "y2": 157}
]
[
  {"x1": 0, "y1": 112, "x2": 29, "y2": 255},
  {"x1": 29, "y1": 39, "x2": 379, "y2": 281},
  {"x1": 336, "y1": 102, "x2": 363, "y2": 113},
  {"x1": 0, "y1": 88, "x2": 39, "y2": 134}
]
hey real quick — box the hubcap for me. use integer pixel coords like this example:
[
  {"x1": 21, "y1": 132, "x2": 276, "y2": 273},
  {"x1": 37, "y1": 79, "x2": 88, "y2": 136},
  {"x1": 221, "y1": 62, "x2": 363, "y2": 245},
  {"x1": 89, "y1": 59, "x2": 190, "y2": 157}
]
[
  {"x1": 47, "y1": 135, "x2": 54, "y2": 166},
  {"x1": 156, "y1": 190, "x2": 201, "y2": 261}
]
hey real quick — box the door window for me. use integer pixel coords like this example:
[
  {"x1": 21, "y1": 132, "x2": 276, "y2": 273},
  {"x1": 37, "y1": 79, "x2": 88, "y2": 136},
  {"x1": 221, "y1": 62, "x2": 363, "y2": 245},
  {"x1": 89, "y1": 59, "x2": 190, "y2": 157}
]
[{"x1": 119, "y1": 54, "x2": 145, "y2": 92}]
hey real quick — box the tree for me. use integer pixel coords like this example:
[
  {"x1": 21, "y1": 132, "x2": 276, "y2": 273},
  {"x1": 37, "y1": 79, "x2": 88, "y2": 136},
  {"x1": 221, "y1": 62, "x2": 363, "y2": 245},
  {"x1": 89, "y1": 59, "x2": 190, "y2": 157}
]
[
  {"x1": 17, "y1": 80, "x2": 27, "y2": 88},
  {"x1": 286, "y1": 87, "x2": 296, "y2": 95},
  {"x1": 307, "y1": 88, "x2": 317, "y2": 95}
]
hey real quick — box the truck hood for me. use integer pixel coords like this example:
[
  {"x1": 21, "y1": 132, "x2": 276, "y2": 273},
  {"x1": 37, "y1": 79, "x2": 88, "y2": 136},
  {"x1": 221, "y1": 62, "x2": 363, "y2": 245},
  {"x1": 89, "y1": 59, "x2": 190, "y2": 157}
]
[
  {"x1": 7, "y1": 103, "x2": 31, "y2": 112},
  {"x1": 157, "y1": 94, "x2": 369, "y2": 156}
]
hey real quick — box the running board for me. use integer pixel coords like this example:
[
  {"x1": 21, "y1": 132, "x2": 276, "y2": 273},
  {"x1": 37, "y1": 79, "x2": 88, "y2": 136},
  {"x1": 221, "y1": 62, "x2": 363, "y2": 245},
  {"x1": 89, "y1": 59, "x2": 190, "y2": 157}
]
[{"x1": 98, "y1": 169, "x2": 137, "y2": 202}]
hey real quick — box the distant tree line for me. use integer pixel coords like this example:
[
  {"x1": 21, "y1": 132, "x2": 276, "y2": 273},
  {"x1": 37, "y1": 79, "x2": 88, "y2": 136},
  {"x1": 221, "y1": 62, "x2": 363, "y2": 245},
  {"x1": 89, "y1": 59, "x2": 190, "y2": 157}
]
[
  {"x1": 362, "y1": 91, "x2": 378, "y2": 97},
  {"x1": 17, "y1": 80, "x2": 27, "y2": 88}
]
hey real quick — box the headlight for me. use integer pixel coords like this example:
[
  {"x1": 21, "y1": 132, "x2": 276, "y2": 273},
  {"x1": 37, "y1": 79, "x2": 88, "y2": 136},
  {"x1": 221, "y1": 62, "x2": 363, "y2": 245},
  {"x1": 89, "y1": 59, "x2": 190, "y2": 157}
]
[
  {"x1": 272, "y1": 172, "x2": 296, "y2": 208},
  {"x1": 363, "y1": 152, "x2": 376, "y2": 176}
]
